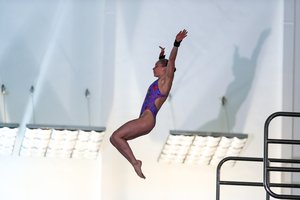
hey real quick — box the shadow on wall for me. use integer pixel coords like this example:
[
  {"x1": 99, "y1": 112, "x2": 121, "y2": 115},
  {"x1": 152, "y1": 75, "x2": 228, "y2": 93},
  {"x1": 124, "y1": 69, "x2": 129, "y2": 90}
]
[{"x1": 198, "y1": 28, "x2": 271, "y2": 133}]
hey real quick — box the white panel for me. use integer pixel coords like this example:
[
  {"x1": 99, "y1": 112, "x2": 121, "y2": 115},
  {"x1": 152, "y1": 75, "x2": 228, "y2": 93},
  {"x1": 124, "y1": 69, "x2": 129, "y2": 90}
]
[{"x1": 0, "y1": 127, "x2": 18, "y2": 155}]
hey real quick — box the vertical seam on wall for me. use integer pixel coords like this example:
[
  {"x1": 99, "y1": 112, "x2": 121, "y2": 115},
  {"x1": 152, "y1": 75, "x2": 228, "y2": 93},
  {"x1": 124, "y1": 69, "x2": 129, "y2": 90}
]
[
  {"x1": 291, "y1": 0, "x2": 297, "y2": 191},
  {"x1": 292, "y1": 0, "x2": 296, "y2": 155}
]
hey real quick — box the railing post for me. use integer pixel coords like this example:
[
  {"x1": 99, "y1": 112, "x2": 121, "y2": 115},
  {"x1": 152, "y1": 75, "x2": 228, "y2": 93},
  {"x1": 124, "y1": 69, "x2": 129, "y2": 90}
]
[{"x1": 263, "y1": 111, "x2": 300, "y2": 199}]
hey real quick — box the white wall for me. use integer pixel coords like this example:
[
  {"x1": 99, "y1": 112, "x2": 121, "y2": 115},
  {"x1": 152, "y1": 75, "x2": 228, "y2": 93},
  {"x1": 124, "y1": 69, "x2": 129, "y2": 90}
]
[
  {"x1": 284, "y1": 0, "x2": 300, "y2": 196},
  {"x1": 0, "y1": 1, "x2": 106, "y2": 200},
  {"x1": 0, "y1": 156, "x2": 102, "y2": 200},
  {"x1": 102, "y1": 0, "x2": 284, "y2": 200},
  {"x1": 0, "y1": 0, "x2": 294, "y2": 200}
]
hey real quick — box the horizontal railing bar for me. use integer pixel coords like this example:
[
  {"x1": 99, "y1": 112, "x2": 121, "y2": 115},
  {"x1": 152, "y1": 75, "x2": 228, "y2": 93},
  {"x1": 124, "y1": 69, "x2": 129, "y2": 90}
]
[
  {"x1": 268, "y1": 158, "x2": 300, "y2": 164},
  {"x1": 267, "y1": 166, "x2": 300, "y2": 172},
  {"x1": 218, "y1": 156, "x2": 263, "y2": 163},
  {"x1": 269, "y1": 183, "x2": 300, "y2": 188},
  {"x1": 219, "y1": 156, "x2": 300, "y2": 164},
  {"x1": 267, "y1": 139, "x2": 300, "y2": 145},
  {"x1": 220, "y1": 181, "x2": 300, "y2": 188},
  {"x1": 220, "y1": 181, "x2": 262, "y2": 187}
]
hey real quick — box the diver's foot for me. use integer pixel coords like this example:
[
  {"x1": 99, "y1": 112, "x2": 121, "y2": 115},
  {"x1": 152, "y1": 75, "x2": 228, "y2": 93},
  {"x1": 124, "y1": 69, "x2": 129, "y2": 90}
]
[{"x1": 133, "y1": 160, "x2": 146, "y2": 179}]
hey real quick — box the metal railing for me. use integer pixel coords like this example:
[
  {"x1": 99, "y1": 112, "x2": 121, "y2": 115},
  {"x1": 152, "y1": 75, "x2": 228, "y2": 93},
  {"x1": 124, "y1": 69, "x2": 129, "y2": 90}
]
[
  {"x1": 216, "y1": 156, "x2": 269, "y2": 200},
  {"x1": 263, "y1": 112, "x2": 300, "y2": 199},
  {"x1": 216, "y1": 111, "x2": 300, "y2": 200}
]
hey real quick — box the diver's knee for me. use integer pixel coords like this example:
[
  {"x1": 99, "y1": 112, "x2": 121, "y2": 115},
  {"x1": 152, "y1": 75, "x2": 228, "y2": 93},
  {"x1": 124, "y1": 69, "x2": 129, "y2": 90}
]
[{"x1": 110, "y1": 133, "x2": 117, "y2": 146}]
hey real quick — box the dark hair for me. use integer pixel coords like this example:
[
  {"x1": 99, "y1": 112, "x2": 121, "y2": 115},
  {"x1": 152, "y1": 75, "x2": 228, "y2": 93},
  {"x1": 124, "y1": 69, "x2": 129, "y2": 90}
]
[
  {"x1": 158, "y1": 58, "x2": 168, "y2": 66},
  {"x1": 158, "y1": 59, "x2": 176, "y2": 72}
]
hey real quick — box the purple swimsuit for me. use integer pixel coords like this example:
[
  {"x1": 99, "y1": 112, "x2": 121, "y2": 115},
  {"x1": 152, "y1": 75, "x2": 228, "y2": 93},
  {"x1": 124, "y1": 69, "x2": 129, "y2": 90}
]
[{"x1": 140, "y1": 79, "x2": 167, "y2": 119}]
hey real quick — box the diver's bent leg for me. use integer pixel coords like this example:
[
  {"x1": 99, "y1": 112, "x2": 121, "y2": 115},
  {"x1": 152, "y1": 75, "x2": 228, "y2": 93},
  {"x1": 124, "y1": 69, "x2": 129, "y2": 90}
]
[{"x1": 110, "y1": 116, "x2": 154, "y2": 178}]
